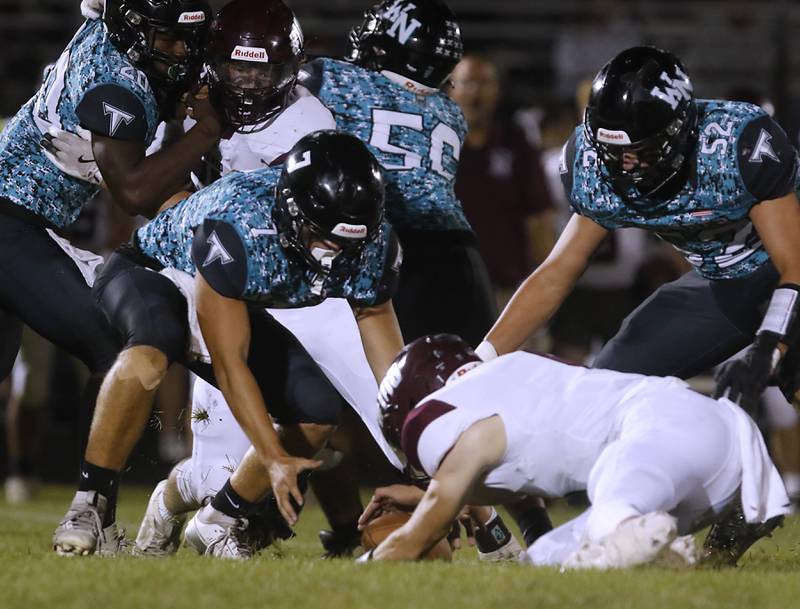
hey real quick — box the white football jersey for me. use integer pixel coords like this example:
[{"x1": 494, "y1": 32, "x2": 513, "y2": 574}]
[
  {"x1": 219, "y1": 94, "x2": 335, "y2": 174},
  {"x1": 406, "y1": 352, "x2": 688, "y2": 497}
]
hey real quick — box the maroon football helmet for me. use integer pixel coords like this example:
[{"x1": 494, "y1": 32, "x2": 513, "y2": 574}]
[
  {"x1": 207, "y1": 0, "x2": 304, "y2": 131},
  {"x1": 378, "y1": 334, "x2": 481, "y2": 451}
]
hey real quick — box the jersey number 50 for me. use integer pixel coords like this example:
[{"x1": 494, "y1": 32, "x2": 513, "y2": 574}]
[{"x1": 369, "y1": 109, "x2": 461, "y2": 180}]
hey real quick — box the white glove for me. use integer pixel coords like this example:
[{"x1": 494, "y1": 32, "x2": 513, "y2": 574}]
[
  {"x1": 80, "y1": 0, "x2": 104, "y2": 19},
  {"x1": 41, "y1": 126, "x2": 103, "y2": 185}
]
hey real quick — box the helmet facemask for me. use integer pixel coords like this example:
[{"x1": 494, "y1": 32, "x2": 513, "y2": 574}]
[
  {"x1": 208, "y1": 57, "x2": 300, "y2": 132},
  {"x1": 107, "y1": 3, "x2": 211, "y2": 95},
  {"x1": 275, "y1": 186, "x2": 377, "y2": 276},
  {"x1": 587, "y1": 103, "x2": 697, "y2": 198}
]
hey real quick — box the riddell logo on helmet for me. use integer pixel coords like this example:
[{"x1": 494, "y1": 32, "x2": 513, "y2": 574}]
[
  {"x1": 596, "y1": 128, "x2": 632, "y2": 145},
  {"x1": 331, "y1": 223, "x2": 368, "y2": 239},
  {"x1": 231, "y1": 46, "x2": 269, "y2": 63},
  {"x1": 177, "y1": 11, "x2": 205, "y2": 23}
]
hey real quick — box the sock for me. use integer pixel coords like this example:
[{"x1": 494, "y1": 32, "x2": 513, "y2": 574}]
[
  {"x1": 331, "y1": 518, "x2": 360, "y2": 540},
  {"x1": 78, "y1": 461, "x2": 120, "y2": 527},
  {"x1": 157, "y1": 490, "x2": 179, "y2": 522},
  {"x1": 211, "y1": 479, "x2": 257, "y2": 519},
  {"x1": 515, "y1": 505, "x2": 553, "y2": 548}
]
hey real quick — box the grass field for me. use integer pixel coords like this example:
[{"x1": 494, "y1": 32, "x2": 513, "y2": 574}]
[{"x1": 2, "y1": 485, "x2": 800, "y2": 609}]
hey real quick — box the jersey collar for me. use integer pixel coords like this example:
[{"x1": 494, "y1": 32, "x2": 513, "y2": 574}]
[{"x1": 380, "y1": 70, "x2": 438, "y2": 95}]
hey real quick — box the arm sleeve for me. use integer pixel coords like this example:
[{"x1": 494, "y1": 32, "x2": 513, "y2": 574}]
[
  {"x1": 738, "y1": 114, "x2": 799, "y2": 202},
  {"x1": 76, "y1": 84, "x2": 149, "y2": 141},
  {"x1": 191, "y1": 218, "x2": 249, "y2": 299}
]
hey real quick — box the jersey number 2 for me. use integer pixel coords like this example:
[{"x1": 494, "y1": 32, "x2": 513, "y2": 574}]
[{"x1": 369, "y1": 109, "x2": 460, "y2": 180}]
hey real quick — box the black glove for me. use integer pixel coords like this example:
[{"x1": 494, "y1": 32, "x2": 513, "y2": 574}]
[{"x1": 713, "y1": 331, "x2": 781, "y2": 413}]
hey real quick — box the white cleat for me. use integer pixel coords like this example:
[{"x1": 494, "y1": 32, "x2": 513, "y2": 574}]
[
  {"x1": 562, "y1": 512, "x2": 678, "y2": 570},
  {"x1": 184, "y1": 505, "x2": 253, "y2": 560},
  {"x1": 134, "y1": 480, "x2": 186, "y2": 557},
  {"x1": 53, "y1": 491, "x2": 126, "y2": 556}
]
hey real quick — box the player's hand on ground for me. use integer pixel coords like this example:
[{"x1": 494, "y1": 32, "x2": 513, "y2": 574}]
[
  {"x1": 184, "y1": 86, "x2": 223, "y2": 138},
  {"x1": 714, "y1": 333, "x2": 781, "y2": 413},
  {"x1": 358, "y1": 484, "x2": 425, "y2": 528},
  {"x1": 80, "y1": 0, "x2": 104, "y2": 19},
  {"x1": 266, "y1": 454, "x2": 322, "y2": 526},
  {"x1": 41, "y1": 126, "x2": 103, "y2": 185}
]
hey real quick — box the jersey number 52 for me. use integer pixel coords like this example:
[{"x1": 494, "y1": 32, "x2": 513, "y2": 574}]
[{"x1": 369, "y1": 109, "x2": 461, "y2": 180}]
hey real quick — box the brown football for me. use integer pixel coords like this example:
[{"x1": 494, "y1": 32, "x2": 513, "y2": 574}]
[{"x1": 360, "y1": 510, "x2": 453, "y2": 561}]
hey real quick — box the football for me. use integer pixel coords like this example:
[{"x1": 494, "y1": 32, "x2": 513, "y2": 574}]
[{"x1": 360, "y1": 510, "x2": 453, "y2": 561}]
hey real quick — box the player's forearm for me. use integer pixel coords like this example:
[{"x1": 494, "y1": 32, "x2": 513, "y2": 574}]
[
  {"x1": 106, "y1": 126, "x2": 218, "y2": 218},
  {"x1": 485, "y1": 263, "x2": 576, "y2": 355},
  {"x1": 355, "y1": 301, "x2": 404, "y2": 382},
  {"x1": 214, "y1": 360, "x2": 287, "y2": 462}
]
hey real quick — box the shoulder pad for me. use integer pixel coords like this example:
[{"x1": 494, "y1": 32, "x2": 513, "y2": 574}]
[
  {"x1": 559, "y1": 129, "x2": 579, "y2": 208},
  {"x1": 373, "y1": 230, "x2": 403, "y2": 306},
  {"x1": 297, "y1": 57, "x2": 326, "y2": 96},
  {"x1": 192, "y1": 219, "x2": 248, "y2": 299},
  {"x1": 76, "y1": 84, "x2": 149, "y2": 141},
  {"x1": 737, "y1": 114, "x2": 798, "y2": 201}
]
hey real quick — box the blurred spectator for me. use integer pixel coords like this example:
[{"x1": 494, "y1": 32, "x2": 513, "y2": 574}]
[{"x1": 450, "y1": 55, "x2": 556, "y2": 310}]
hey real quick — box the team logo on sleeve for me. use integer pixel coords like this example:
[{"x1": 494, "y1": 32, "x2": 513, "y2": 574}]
[
  {"x1": 103, "y1": 102, "x2": 135, "y2": 137},
  {"x1": 749, "y1": 129, "x2": 780, "y2": 163},
  {"x1": 203, "y1": 230, "x2": 234, "y2": 267}
]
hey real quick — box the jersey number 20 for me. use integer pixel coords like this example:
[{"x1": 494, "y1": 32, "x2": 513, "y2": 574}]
[{"x1": 369, "y1": 109, "x2": 461, "y2": 180}]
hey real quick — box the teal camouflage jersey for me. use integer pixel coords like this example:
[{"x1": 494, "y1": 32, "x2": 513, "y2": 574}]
[
  {"x1": 134, "y1": 167, "x2": 399, "y2": 308},
  {"x1": 561, "y1": 100, "x2": 800, "y2": 280},
  {"x1": 299, "y1": 57, "x2": 471, "y2": 232},
  {"x1": 0, "y1": 19, "x2": 160, "y2": 228}
]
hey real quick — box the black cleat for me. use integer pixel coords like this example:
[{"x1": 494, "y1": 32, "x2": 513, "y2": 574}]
[
  {"x1": 700, "y1": 500, "x2": 784, "y2": 567},
  {"x1": 319, "y1": 526, "x2": 361, "y2": 559}
]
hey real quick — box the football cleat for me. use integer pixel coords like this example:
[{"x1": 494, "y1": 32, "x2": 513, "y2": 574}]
[
  {"x1": 700, "y1": 500, "x2": 784, "y2": 567},
  {"x1": 562, "y1": 512, "x2": 678, "y2": 570},
  {"x1": 134, "y1": 480, "x2": 186, "y2": 557},
  {"x1": 53, "y1": 490, "x2": 126, "y2": 556},
  {"x1": 4, "y1": 475, "x2": 38, "y2": 505},
  {"x1": 184, "y1": 505, "x2": 254, "y2": 560}
]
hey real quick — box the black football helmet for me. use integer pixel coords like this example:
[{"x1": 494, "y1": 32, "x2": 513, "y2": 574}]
[
  {"x1": 207, "y1": 0, "x2": 304, "y2": 131},
  {"x1": 584, "y1": 46, "x2": 698, "y2": 199},
  {"x1": 274, "y1": 131, "x2": 385, "y2": 275},
  {"x1": 378, "y1": 334, "x2": 480, "y2": 451},
  {"x1": 345, "y1": 0, "x2": 463, "y2": 89},
  {"x1": 104, "y1": 0, "x2": 212, "y2": 94}
]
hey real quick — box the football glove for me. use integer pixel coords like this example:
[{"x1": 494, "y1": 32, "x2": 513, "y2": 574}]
[
  {"x1": 714, "y1": 284, "x2": 800, "y2": 413},
  {"x1": 41, "y1": 126, "x2": 103, "y2": 185},
  {"x1": 80, "y1": 0, "x2": 104, "y2": 19},
  {"x1": 713, "y1": 332, "x2": 780, "y2": 414}
]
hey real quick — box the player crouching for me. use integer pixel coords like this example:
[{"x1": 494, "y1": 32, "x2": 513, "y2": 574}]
[{"x1": 360, "y1": 335, "x2": 789, "y2": 568}]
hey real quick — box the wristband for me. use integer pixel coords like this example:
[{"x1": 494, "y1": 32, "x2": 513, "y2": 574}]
[
  {"x1": 758, "y1": 284, "x2": 800, "y2": 339},
  {"x1": 475, "y1": 340, "x2": 498, "y2": 362}
]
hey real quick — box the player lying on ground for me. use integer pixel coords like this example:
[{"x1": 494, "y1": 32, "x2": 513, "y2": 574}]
[
  {"x1": 359, "y1": 335, "x2": 789, "y2": 568},
  {"x1": 53, "y1": 131, "x2": 403, "y2": 556}
]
